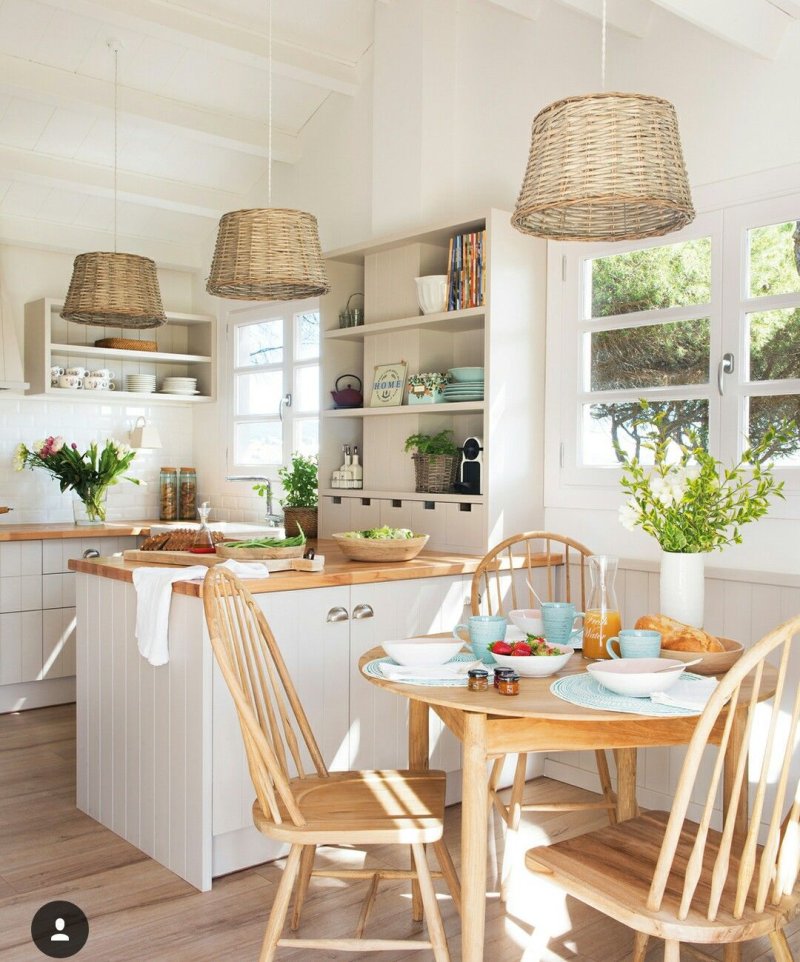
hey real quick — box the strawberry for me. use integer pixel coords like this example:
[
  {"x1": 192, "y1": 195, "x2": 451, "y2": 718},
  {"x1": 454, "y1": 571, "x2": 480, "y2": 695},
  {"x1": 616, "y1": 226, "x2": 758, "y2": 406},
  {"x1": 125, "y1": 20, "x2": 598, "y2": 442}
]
[
  {"x1": 490, "y1": 640, "x2": 513, "y2": 655},
  {"x1": 511, "y1": 643, "x2": 532, "y2": 656}
]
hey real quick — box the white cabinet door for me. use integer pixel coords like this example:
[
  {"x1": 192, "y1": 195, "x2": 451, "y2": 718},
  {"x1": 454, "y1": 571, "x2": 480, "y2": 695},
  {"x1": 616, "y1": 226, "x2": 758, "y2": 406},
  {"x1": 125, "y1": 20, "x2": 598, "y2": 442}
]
[{"x1": 348, "y1": 576, "x2": 467, "y2": 774}]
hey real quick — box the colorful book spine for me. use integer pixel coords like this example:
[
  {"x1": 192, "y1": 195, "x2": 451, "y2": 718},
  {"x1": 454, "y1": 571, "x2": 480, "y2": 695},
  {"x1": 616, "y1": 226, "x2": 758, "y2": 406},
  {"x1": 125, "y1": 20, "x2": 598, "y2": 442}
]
[{"x1": 446, "y1": 229, "x2": 486, "y2": 310}]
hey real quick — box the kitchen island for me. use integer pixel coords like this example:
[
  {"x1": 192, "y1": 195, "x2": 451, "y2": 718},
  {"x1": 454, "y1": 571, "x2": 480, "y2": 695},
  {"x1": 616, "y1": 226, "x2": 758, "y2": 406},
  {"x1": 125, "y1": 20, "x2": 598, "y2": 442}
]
[{"x1": 69, "y1": 541, "x2": 498, "y2": 890}]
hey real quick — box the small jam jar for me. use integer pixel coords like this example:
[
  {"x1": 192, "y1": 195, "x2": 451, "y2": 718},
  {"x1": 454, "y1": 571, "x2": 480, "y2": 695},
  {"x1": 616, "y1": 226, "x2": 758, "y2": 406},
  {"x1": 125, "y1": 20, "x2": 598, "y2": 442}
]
[
  {"x1": 467, "y1": 668, "x2": 489, "y2": 691},
  {"x1": 497, "y1": 672, "x2": 520, "y2": 696},
  {"x1": 493, "y1": 667, "x2": 515, "y2": 690}
]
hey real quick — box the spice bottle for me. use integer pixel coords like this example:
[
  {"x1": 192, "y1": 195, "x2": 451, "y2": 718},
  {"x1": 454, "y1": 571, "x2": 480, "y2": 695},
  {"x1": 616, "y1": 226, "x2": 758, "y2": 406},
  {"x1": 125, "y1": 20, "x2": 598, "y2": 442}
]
[
  {"x1": 179, "y1": 467, "x2": 197, "y2": 521},
  {"x1": 159, "y1": 467, "x2": 178, "y2": 521}
]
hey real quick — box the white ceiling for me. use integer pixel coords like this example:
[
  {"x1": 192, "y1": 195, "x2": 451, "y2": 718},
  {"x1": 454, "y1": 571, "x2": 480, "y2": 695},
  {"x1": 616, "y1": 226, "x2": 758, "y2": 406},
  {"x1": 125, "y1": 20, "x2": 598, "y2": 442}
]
[{"x1": 0, "y1": 0, "x2": 796, "y2": 272}]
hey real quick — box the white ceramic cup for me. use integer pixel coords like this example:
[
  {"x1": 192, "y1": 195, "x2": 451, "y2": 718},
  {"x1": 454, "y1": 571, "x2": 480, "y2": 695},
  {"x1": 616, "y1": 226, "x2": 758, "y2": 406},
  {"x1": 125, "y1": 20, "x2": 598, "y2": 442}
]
[
  {"x1": 58, "y1": 374, "x2": 83, "y2": 389},
  {"x1": 50, "y1": 366, "x2": 65, "y2": 377},
  {"x1": 89, "y1": 368, "x2": 115, "y2": 379},
  {"x1": 66, "y1": 366, "x2": 89, "y2": 378},
  {"x1": 84, "y1": 376, "x2": 115, "y2": 391}
]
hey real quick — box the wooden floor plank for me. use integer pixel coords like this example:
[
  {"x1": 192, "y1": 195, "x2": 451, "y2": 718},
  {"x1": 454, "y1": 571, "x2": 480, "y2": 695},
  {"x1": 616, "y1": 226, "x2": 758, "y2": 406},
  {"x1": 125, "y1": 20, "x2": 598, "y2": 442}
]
[{"x1": 1, "y1": 705, "x2": 799, "y2": 962}]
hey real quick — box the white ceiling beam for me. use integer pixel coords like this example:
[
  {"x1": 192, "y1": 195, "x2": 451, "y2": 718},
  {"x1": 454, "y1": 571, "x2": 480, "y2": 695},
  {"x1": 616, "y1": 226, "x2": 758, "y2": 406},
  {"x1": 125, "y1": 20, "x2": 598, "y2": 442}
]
[
  {"x1": 43, "y1": 0, "x2": 360, "y2": 96},
  {"x1": 766, "y1": 0, "x2": 800, "y2": 18},
  {"x1": 485, "y1": 0, "x2": 542, "y2": 21},
  {"x1": 0, "y1": 54, "x2": 299, "y2": 163},
  {"x1": 650, "y1": 0, "x2": 790, "y2": 59},
  {"x1": 0, "y1": 213, "x2": 203, "y2": 270},
  {"x1": 0, "y1": 145, "x2": 239, "y2": 220},
  {"x1": 551, "y1": 0, "x2": 653, "y2": 38}
]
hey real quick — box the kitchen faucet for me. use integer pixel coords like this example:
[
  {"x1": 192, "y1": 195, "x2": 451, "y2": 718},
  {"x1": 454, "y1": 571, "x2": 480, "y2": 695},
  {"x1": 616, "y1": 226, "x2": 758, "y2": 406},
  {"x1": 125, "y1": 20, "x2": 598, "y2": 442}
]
[{"x1": 225, "y1": 476, "x2": 282, "y2": 526}]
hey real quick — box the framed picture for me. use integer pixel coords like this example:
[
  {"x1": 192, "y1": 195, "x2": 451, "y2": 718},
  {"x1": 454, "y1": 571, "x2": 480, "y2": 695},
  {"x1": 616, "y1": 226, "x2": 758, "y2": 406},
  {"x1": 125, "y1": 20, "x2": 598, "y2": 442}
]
[{"x1": 370, "y1": 361, "x2": 408, "y2": 407}]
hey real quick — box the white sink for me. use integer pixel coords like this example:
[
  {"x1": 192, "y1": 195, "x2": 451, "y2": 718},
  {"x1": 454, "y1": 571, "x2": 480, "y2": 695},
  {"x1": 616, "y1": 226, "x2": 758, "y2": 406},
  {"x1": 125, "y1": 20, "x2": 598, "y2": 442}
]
[{"x1": 149, "y1": 521, "x2": 284, "y2": 539}]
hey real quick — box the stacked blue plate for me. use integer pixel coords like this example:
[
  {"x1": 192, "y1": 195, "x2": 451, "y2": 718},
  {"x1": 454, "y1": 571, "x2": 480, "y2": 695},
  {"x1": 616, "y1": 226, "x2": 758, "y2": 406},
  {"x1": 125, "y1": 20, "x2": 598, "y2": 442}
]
[{"x1": 442, "y1": 380, "x2": 484, "y2": 402}]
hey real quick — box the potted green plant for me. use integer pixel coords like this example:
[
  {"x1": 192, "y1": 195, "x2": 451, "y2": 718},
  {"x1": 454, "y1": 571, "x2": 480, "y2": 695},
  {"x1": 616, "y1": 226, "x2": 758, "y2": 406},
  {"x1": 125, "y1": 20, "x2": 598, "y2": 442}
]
[
  {"x1": 403, "y1": 430, "x2": 460, "y2": 493},
  {"x1": 277, "y1": 453, "x2": 319, "y2": 538}
]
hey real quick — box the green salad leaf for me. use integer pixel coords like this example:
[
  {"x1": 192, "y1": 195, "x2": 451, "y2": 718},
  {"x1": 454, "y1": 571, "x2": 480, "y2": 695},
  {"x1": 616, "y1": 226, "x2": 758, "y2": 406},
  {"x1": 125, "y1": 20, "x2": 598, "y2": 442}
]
[{"x1": 343, "y1": 526, "x2": 415, "y2": 540}]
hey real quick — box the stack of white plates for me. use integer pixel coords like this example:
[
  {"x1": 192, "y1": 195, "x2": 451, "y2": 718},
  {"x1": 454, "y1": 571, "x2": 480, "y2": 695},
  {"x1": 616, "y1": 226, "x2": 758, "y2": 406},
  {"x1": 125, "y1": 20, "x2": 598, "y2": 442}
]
[
  {"x1": 125, "y1": 374, "x2": 157, "y2": 394},
  {"x1": 442, "y1": 380, "x2": 484, "y2": 402},
  {"x1": 160, "y1": 376, "x2": 198, "y2": 395}
]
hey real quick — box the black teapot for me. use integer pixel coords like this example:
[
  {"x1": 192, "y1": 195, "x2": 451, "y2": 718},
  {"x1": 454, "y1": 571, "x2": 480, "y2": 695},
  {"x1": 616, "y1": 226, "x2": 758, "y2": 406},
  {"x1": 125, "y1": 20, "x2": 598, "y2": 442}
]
[{"x1": 330, "y1": 374, "x2": 363, "y2": 409}]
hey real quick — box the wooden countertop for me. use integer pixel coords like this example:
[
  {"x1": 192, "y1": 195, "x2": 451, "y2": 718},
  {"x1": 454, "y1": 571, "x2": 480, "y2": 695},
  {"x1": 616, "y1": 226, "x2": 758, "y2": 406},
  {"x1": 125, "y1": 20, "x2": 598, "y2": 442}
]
[
  {"x1": 67, "y1": 538, "x2": 498, "y2": 594},
  {"x1": 0, "y1": 521, "x2": 156, "y2": 541}
]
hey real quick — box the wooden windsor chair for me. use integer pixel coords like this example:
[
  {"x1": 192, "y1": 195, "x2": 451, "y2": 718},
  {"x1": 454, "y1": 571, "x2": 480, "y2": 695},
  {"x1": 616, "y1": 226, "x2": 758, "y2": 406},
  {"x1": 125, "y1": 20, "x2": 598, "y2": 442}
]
[
  {"x1": 202, "y1": 567, "x2": 460, "y2": 962},
  {"x1": 526, "y1": 613, "x2": 800, "y2": 962},
  {"x1": 470, "y1": 532, "x2": 617, "y2": 832}
]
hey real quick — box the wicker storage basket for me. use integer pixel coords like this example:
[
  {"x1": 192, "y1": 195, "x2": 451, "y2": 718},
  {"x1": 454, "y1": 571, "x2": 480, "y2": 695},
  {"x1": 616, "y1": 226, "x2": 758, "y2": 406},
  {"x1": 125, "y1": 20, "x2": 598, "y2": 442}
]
[
  {"x1": 282, "y1": 506, "x2": 318, "y2": 539},
  {"x1": 411, "y1": 454, "x2": 459, "y2": 494},
  {"x1": 95, "y1": 337, "x2": 157, "y2": 351}
]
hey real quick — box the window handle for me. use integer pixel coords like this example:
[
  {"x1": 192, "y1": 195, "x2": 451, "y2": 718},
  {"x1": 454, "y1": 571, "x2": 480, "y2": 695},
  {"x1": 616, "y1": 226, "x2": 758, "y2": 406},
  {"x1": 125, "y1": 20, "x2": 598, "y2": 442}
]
[
  {"x1": 279, "y1": 393, "x2": 292, "y2": 421},
  {"x1": 717, "y1": 352, "x2": 735, "y2": 395}
]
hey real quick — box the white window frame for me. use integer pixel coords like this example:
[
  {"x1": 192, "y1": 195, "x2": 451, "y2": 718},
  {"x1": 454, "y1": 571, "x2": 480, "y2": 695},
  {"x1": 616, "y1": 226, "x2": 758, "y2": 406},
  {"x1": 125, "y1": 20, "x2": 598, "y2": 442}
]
[
  {"x1": 226, "y1": 297, "x2": 320, "y2": 475},
  {"x1": 545, "y1": 170, "x2": 800, "y2": 519}
]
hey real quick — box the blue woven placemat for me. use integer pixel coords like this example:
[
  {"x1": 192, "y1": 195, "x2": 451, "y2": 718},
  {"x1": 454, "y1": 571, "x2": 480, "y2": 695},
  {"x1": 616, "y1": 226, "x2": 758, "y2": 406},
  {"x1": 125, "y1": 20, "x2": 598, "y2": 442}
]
[
  {"x1": 550, "y1": 671, "x2": 707, "y2": 716},
  {"x1": 363, "y1": 654, "x2": 475, "y2": 687}
]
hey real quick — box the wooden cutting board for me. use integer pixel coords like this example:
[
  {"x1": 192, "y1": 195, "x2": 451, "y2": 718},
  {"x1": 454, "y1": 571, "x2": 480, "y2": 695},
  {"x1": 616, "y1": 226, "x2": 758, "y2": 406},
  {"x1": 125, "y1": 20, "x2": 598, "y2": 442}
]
[{"x1": 122, "y1": 549, "x2": 323, "y2": 571}]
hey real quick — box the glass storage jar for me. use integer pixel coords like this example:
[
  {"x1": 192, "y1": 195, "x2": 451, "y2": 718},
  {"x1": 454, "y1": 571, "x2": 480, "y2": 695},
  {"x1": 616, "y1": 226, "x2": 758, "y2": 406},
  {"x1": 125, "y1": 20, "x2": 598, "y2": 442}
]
[
  {"x1": 179, "y1": 467, "x2": 197, "y2": 521},
  {"x1": 159, "y1": 467, "x2": 178, "y2": 521}
]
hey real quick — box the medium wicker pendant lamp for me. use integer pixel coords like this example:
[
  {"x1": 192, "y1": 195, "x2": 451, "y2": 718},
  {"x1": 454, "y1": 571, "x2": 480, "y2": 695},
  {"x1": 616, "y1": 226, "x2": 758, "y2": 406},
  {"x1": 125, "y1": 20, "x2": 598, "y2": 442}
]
[
  {"x1": 61, "y1": 41, "x2": 166, "y2": 329},
  {"x1": 511, "y1": 4, "x2": 694, "y2": 242},
  {"x1": 206, "y1": 0, "x2": 329, "y2": 300}
]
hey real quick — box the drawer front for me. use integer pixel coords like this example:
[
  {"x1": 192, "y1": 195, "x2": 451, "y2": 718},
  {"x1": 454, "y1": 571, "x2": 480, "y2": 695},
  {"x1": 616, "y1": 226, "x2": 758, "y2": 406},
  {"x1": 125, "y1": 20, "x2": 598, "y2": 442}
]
[{"x1": 319, "y1": 495, "x2": 352, "y2": 537}]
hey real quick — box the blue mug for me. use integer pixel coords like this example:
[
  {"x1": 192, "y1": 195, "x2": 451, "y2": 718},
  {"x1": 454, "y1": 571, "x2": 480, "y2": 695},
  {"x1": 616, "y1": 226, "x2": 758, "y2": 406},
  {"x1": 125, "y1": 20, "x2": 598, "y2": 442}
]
[
  {"x1": 606, "y1": 629, "x2": 662, "y2": 659},
  {"x1": 541, "y1": 602, "x2": 584, "y2": 647},
  {"x1": 453, "y1": 615, "x2": 507, "y2": 664}
]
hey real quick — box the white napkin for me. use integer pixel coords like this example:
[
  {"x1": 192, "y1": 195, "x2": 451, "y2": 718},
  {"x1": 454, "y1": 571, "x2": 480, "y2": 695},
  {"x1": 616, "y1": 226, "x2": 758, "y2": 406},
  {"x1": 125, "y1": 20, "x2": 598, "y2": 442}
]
[
  {"x1": 379, "y1": 660, "x2": 480, "y2": 682},
  {"x1": 132, "y1": 565, "x2": 208, "y2": 667},
  {"x1": 650, "y1": 676, "x2": 719, "y2": 712},
  {"x1": 217, "y1": 559, "x2": 271, "y2": 579}
]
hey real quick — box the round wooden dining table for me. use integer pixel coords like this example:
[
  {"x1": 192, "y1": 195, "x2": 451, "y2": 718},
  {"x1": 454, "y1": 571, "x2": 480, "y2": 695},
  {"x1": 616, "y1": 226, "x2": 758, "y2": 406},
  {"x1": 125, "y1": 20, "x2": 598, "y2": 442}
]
[{"x1": 359, "y1": 646, "x2": 768, "y2": 962}]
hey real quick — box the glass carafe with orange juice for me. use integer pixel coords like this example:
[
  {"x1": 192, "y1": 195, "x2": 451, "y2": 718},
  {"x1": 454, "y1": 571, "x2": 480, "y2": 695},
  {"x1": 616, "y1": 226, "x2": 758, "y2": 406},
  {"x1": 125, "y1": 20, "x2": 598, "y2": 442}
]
[{"x1": 583, "y1": 555, "x2": 621, "y2": 659}]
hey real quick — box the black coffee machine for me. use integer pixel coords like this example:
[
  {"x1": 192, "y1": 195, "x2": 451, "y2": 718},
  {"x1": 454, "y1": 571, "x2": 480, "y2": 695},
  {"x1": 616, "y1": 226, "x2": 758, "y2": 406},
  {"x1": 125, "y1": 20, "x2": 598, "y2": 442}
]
[{"x1": 453, "y1": 436, "x2": 483, "y2": 495}]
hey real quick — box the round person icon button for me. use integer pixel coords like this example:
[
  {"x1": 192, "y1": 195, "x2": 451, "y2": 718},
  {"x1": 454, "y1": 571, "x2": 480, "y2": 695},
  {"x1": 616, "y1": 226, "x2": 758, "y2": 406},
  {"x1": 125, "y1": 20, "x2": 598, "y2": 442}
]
[{"x1": 31, "y1": 901, "x2": 89, "y2": 957}]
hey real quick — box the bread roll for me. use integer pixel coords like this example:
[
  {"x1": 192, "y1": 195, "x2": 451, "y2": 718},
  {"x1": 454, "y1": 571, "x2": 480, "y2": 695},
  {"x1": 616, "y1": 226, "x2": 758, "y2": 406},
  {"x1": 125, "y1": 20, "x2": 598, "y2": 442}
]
[{"x1": 634, "y1": 614, "x2": 724, "y2": 653}]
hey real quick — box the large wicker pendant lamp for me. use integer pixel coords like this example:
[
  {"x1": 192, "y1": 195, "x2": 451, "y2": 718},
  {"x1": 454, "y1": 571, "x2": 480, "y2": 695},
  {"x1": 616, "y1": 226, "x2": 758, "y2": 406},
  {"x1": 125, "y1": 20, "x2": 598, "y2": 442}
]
[
  {"x1": 61, "y1": 42, "x2": 166, "y2": 329},
  {"x1": 206, "y1": 0, "x2": 329, "y2": 300},
  {"x1": 511, "y1": 3, "x2": 694, "y2": 243}
]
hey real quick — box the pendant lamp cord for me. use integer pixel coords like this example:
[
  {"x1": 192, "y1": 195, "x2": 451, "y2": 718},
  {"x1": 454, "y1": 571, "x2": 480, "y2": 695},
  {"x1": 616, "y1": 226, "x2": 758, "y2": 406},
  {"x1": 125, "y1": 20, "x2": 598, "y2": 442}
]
[
  {"x1": 267, "y1": 0, "x2": 272, "y2": 208},
  {"x1": 113, "y1": 43, "x2": 119, "y2": 253},
  {"x1": 601, "y1": 0, "x2": 607, "y2": 91}
]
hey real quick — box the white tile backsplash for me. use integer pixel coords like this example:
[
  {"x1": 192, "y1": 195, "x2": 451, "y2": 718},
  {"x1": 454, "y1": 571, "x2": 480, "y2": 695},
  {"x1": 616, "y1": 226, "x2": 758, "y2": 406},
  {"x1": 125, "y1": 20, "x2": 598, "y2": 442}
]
[{"x1": 0, "y1": 396, "x2": 194, "y2": 522}]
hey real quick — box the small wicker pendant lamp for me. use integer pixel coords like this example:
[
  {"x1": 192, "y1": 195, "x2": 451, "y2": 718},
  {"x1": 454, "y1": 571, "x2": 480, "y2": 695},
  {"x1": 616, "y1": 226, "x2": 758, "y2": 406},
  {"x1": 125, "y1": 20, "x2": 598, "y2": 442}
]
[
  {"x1": 512, "y1": 4, "x2": 694, "y2": 242},
  {"x1": 206, "y1": 0, "x2": 329, "y2": 300},
  {"x1": 61, "y1": 42, "x2": 166, "y2": 329}
]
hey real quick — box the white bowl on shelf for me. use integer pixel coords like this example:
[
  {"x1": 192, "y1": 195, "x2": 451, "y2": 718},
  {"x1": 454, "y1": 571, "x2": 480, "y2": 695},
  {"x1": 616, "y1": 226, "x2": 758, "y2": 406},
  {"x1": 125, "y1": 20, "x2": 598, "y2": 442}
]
[{"x1": 414, "y1": 275, "x2": 447, "y2": 315}]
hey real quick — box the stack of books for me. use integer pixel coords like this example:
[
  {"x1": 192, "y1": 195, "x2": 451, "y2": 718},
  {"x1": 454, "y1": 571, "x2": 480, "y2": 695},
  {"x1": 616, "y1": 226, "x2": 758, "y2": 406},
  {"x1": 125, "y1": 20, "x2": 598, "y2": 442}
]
[{"x1": 446, "y1": 229, "x2": 486, "y2": 310}]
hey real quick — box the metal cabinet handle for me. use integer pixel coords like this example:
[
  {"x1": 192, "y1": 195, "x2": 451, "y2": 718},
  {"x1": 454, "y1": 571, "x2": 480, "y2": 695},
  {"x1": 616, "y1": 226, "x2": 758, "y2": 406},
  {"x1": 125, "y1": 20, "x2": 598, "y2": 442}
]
[
  {"x1": 352, "y1": 603, "x2": 374, "y2": 620},
  {"x1": 717, "y1": 352, "x2": 735, "y2": 395},
  {"x1": 82, "y1": 548, "x2": 100, "y2": 559},
  {"x1": 326, "y1": 606, "x2": 349, "y2": 623}
]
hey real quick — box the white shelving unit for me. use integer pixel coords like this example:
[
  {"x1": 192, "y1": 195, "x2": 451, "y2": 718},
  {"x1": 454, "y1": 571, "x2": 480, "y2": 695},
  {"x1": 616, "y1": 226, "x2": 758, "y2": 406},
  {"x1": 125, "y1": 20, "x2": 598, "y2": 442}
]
[
  {"x1": 318, "y1": 208, "x2": 546, "y2": 555},
  {"x1": 24, "y1": 298, "x2": 216, "y2": 402}
]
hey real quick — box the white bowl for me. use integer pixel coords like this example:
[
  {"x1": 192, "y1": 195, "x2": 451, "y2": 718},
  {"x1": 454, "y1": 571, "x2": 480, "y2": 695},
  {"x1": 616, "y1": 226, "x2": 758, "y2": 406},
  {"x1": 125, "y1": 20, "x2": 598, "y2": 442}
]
[
  {"x1": 382, "y1": 637, "x2": 466, "y2": 667},
  {"x1": 415, "y1": 275, "x2": 447, "y2": 315},
  {"x1": 491, "y1": 643, "x2": 573, "y2": 677},
  {"x1": 587, "y1": 658, "x2": 686, "y2": 698},
  {"x1": 509, "y1": 609, "x2": 544, "y2": 636}
]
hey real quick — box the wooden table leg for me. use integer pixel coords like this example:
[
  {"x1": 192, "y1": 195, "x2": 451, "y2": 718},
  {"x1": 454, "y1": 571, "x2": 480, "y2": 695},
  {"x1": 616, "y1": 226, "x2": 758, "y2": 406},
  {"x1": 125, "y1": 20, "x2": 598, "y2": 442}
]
[
  {"x1": 462, "y1": 711, "x2": 489, "y2": 962},
  {"x1": 614, "y1": 748, "x2": 638, "y2": 821},
  {"x1": 409, "y1": 700, "x2": 430, "y2": 921}
]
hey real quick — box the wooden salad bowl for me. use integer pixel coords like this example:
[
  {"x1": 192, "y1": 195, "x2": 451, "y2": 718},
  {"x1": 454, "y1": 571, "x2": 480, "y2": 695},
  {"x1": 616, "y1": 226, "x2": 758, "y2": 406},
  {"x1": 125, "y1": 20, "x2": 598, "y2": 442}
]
[
  {"x1": 332, "y1": 533, "x2": 429, "y2": 562},
  {"x1": 665, "y1": 636, "x2": 744, "y2": 675}
]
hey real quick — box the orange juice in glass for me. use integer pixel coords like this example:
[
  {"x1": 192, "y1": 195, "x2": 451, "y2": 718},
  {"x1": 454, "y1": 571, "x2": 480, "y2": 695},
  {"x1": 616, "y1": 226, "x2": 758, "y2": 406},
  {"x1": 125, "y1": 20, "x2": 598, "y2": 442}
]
[{"x1": 582, "y1": 608, "x2": 622, "y2": 660}]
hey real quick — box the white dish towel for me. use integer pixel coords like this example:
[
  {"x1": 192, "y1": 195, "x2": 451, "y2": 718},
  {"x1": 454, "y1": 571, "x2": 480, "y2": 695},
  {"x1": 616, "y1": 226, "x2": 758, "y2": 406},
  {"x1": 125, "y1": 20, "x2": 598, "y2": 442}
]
[
  {"x1": 650, "y1": 676, "x2": 719, "y2": 712},
  {"x1": 132, "y1": 560, "x2": 272, "y2": 667}
]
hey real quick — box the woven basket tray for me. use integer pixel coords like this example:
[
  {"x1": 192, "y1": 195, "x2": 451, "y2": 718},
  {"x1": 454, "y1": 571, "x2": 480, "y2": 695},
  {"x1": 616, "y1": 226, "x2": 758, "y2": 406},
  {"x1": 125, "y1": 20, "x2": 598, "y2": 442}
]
[
  {"x1": 215, "y1": 543, "x2": 305, "y2": 560},
  {"x1": 332, "y1": 533, "x2": 429, "y2": 562},
  {"x1": 95, "y1": 337, "x2": 157, "y2": 352}
]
